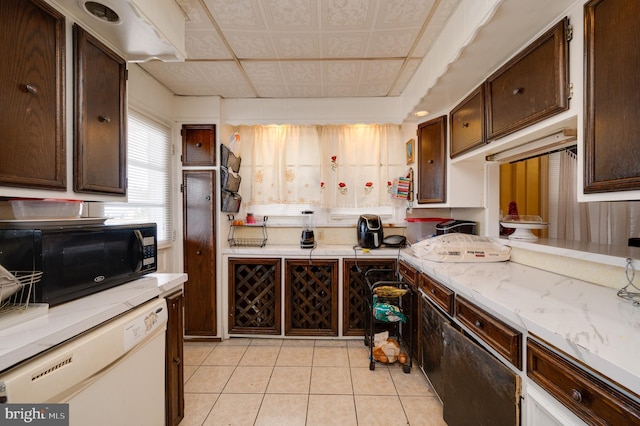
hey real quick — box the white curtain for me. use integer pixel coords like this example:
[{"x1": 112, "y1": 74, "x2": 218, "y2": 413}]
[
  {"x1": 237, "y1": 125, "x2": 322, "y2": 206},
  {"x1": 235, "y1": 124, "x2": 404, "y2": 210},
  {"x1": 319, "y1": 124, "x2": 404, "y2": 208}
]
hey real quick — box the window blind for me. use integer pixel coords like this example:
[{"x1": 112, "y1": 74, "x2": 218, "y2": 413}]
[{"x1": 103, "y1": 110, "x2": 173, "y2": 244}]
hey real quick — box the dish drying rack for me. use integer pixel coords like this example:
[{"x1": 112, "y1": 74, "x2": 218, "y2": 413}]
[
  {"x1": 0, "y1": 268, "x2": 48, "y2": 328},
  {"x1": 227, "y1": 215, "x2": 268, "y2": 247}
]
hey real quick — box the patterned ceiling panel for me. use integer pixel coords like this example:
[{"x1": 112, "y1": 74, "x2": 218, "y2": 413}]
[{"x1": 144, "y1": 0, "x2": 461, "y2": 98}]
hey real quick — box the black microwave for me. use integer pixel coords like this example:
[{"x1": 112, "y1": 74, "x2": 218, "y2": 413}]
[{"x1": 0, "y1": 223, "x2": 157, "y2": 306}]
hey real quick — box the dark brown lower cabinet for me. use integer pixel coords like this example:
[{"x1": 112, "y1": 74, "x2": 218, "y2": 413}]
[
  {"x1": 342, "y1": 258, "x2": 397, "y2": 336},
  {"x1": 228, "y1": 258, "x2": 281, "y2": 335},
  {"x1": 442, "y1": 322, "x2": 521, "y2": 426},
  {"x1": 285, "y1": 259, "x2": 338, "y2": 336},
  {"x1": 527, "y1": 338, "x2": 640, "y2": 425},
  {"x1": 182, "y1": 171, "x2": 217, "y2": 336},
  {"x1": 420, "y1": 294, "x2": 452, "y2": 399},
  {"x1": 165, "y1": 290, "x2": 184, "y2": 426}
]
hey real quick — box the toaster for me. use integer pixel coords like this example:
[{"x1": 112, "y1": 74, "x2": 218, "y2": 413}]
[{"x1": 357, "y1": 214, "x2": 384, "y2": 249}]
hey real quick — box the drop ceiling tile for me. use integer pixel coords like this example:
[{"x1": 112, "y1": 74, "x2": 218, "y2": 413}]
[
  {"x1": 176, "y1": 0, "x2": 211, "y2": 30},
  {"x1": 388, "y1": 58, "x2": 421, "y2": 96},
  {"x1": 412, "y1": 0, "x2": 460, "y2": 56},
  {"x1": 324, "y1": 61, "x2": 361, "y2": 82},
  {"x1": 361, "y1": 60, "x2": 403, "y2": 82},
  {"x1": 288, "y1": 84, "x2": 323, "y2": 97},
  {"x1": 254, "y1": 84, "x2": 291, "y2": 98},
  {"x1": 186, "y1": 30, "x2": 233, "y2": 59},
  {"x1": 322, "y1": 33, "x2": 370, "y2": 58},
  {"x1": 322, "y1": 0, "x2": 374, "y2": 30},
  {"x1": 271, "y1": 33, "x2": 320, "y2": 58},
  {"x1": 197, "y1": 62, "x2": 250, "y2": 85},
  {"x1": 225, "y1": 32, "x2": 277, "y2": 58},
  {"x1": 282, "y1": 61, "x2": 323, "y2": 83},
  {"x1": 217, "y1": 84, "x2": 258, "y2": 98},
  {"x1": 375, "y1": 0, "x2": 435, "y2": 29},
  {"x1": 323, "y1": 84, "x2": 357, "y2": 98},
  {"x1": 366, "y1": 30, "x2": 418, "y2": 57},
  {"x1": 204, "y1": 0, "x2": 266, "y2": 30},
  {"x1": 262, "y1": 0, "x2": 317, "y2": 30},
  {"x1": 242, "y1": 61, "x2": 285, "y2": 84}
]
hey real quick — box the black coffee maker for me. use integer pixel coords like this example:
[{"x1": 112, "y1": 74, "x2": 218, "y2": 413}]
[{"x1": 357, "y1": 214, "x2": 383, "y2": 249}]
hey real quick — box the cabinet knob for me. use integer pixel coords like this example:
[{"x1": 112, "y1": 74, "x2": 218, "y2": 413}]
[
  {"x1": 25, "y1": 83, "x2": 38, "y2": 94},
  {"x1": 512, "y1": 87, "x2": 523, "y2": 95},
  {"x1": 430, "y1": 288, "x2": 436, "y2": 294},
  {"x1": 205, "y1": 195, "x2": 211, "y2": 201},
  {"x1": 474, "y1": 320, "x2": 484, "y2": 329},
  {"x1": 196, "y1": 250, "x2": 202, "y2": 255},
  {"x1": 173, "y1": 357, "x2": 181, "y2": 365},
  {"x1": 428, "y1": 160, "x2": 434, "y2": 164},
  {"x1": 196, "y1": 143, "x2": 202, "y2": 147},
  {"x1": 98, "y1": 115, "x2": 111, "y2": 123},
  {"x1": 570, "y1": 389, "x2": 582, "y2": 403},
  {"x1": 461, "y1": 122, "x2": 469, "y2": 128}
]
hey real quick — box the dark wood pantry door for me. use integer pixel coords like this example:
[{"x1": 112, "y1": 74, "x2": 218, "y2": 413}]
[{"x1": 182, "y1": 170, "x2": 217, "y2": 336}]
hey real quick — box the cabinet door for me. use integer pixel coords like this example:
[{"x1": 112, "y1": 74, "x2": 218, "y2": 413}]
[
  {"x1": 442, "y1": 322, "x2": 521, "y2": 426},
  {"x1": 584, "y1": 0, "x2": 640, "y2": 193},
  {"x1": 450, "y1": 85, "x2": 486, "y2": 158},
  {"x1": 0, "y1": 0, "x2": 66, "y2": 190},
  {"x1": 342, "y1": 259, "x2": 396, "y2": 336},
  {"x1": 228, "y1": 258, "x2": 281, "y2": 335},
  {"x1": 165, "y1": 291, "x2": 184, "y2": 426},
  {"x1": 182, "y1": 124, "x2": 216, "y2": 166},
  {"x1": 420, "y1": 295, "x2": 451, "y2": 399},
  {"x1": 417, "y1": 116, "x2": 446, "y2": 204},
  {"x1": 285, "y1": 259, "x2": 338, "y2": 336},
  {"x1": 486, "y1": 18, "x2": 569, "y2": 141},
  {"x1": 182, "y1": 171, "x2": 217, "y2": 336},
  {"x1": 73, "y1": 24, "x2": 127, "y2": 195}
]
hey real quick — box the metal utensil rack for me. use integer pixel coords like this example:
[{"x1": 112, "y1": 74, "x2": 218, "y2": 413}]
[{"x1": 227, "y1": 215, "x2": 268, "y2": 247}]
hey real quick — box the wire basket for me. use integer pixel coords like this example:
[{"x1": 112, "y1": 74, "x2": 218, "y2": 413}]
[{"x1": 0, "y1": 270, "x2": 43, "y2": 310}]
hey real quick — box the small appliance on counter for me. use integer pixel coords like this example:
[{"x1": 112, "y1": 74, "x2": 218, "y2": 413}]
[
  {"x1": 435, "y1": 219, "x2": 477, "y2": 235},
  {"x1": 300, "y1": 210, "x2": 316, "y2": 248},
  {"x1": 357, "y1": 214, "x2": 384, "y2": 249}
]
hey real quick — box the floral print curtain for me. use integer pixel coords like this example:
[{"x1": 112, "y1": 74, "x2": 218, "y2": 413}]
[
  {"x1": 319, "y1": 124, "x2": 404, "y2": 208},
  {"x1": 235, "y1": 123, "x2": 405, "y2": 209}
]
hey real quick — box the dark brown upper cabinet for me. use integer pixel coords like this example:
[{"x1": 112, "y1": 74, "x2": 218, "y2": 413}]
[
  {"x1": 450, "y1": 84, "x2": 486, "y2": 158},
  {"x1": 417, "y1": 115, "x2": 447, "y2": 204},
  {"x1": 486, "y1": 17, "x2": 570, "y2": 141},
  {"x1": 584, "y1": 0, "x2": 640, "y2": 193},
  {"x1": 73, "y1": 24, "x2": 127, "y2": 195},
  {"x1": 181, "y1": 124, "x2": 216, "y2": 166},
  {"x1": 0, "y1": 0, "x2": 66, "y2": 190}
]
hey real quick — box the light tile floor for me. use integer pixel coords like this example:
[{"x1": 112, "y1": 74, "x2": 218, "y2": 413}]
[{"x1": 181, "y1": 338, "x2": 447, "y2": 426}]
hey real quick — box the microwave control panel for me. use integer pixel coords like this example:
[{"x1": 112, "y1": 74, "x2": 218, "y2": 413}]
[{"x1": 142, "y1": 235, "x2": 156, "y2": 269}]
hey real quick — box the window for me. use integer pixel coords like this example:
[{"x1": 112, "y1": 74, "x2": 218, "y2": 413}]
[
  {"x1": 103, "y1": 110, "x2": 173, "y2": 244},
  {"x1": 234, "y1": 124, "x2": 407, "y2": 225}
]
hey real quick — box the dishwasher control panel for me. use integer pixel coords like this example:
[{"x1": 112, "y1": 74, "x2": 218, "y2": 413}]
[{"x1": 123, "y1": 301, "x2": 167, "y2": 351}]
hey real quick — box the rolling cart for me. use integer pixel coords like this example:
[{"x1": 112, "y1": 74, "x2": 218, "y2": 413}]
[{"x1": 364, "y1": 268, "x2": 413, "y2": 373}]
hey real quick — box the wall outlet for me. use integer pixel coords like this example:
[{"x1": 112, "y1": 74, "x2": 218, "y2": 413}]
[{"x1": 317, "y1": 229, "x2": 325, "y2": 240}]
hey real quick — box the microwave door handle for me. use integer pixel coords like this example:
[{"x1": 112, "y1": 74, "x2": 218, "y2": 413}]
[{"x1": 133, "y1": 230, "x2": 144, "y2": 272}]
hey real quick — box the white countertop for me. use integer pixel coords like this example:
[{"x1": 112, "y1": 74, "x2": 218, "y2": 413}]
[
  {"x1": 400, "y1": 250, "x2": 640, "y2": 398},
  {"x1": 0, "y1": 273, "x2": 187, "y2": 373},
  {"x1": 223, "y1": 244, "x2": 404, "y2": 257}
]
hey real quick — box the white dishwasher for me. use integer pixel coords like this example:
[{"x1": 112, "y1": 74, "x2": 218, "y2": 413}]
[{"x1": 0, "y1": 298, "x2": 167, "y2": 426}]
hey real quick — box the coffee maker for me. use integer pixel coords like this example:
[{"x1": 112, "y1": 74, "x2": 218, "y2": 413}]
[{"x1": 300, "y1": 210, "x2": 316, "y2": 248}]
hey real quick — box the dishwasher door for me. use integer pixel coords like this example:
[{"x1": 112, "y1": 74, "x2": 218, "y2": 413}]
[{"x1": 0, "y1": 298, "x2": 167, "y2": 426}]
